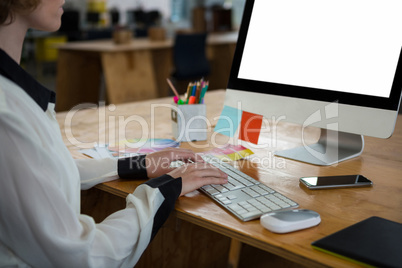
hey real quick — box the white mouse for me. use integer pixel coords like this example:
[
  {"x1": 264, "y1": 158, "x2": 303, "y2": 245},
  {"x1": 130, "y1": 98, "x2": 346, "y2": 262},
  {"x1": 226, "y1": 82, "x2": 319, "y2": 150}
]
[{"x1": 260, "y1": 209, "x2": 321, "y2": 233}]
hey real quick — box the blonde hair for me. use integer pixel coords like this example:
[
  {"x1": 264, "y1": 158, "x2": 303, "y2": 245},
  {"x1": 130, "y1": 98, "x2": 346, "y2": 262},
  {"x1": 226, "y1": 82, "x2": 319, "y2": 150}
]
[{"x1": 0, "y1": 0, "x2": 41, "y2": 25}]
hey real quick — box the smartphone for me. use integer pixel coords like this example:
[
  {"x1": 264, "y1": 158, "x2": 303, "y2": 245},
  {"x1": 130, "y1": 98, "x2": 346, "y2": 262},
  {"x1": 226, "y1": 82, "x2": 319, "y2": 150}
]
[{"x1": 299, "y1": 175, "x2": 373, "y2": 190}]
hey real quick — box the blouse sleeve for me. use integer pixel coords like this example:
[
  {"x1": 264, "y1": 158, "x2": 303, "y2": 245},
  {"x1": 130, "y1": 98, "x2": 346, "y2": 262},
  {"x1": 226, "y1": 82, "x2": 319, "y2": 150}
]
[
  {"x1": 0, "y1": 110, "x2": 182, "y2": 267},
  {"x1": 75, "y1": 155, "x2": 149, "y2": 190}
]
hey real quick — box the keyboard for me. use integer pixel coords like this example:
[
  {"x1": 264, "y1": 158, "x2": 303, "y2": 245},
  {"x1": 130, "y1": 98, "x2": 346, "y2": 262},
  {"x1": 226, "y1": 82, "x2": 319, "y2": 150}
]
[{"x1": 199, "y1": 154, "x2": 299, "y2": 221}]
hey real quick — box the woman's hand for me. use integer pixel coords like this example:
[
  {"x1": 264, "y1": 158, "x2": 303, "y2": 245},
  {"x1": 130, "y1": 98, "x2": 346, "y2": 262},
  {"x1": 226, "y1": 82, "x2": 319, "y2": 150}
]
[
  {"x1": 145, "y1": 148, "x2": 203, "y2": 178},
  {"x1": 168, "y1": 162, "x2": 228, "y2": 196}
]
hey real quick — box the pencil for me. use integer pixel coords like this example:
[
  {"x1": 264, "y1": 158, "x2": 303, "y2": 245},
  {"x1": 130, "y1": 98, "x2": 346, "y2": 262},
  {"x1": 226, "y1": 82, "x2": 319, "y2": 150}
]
[
  {"x1": 185, "y1": 82, "x2": 193, "y2": 104},
  {"x1": 195, "y1": 82, "x2": 201, "y2": 103},
  {"x1": 166, "y1": 78, "x2": 180, "y2": 99}
]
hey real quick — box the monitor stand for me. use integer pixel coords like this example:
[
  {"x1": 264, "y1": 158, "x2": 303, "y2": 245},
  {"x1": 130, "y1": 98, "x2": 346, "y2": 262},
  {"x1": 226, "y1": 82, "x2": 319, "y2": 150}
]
[{"x1": 275, "y1": 129, "x2": 364, "y2": 166}]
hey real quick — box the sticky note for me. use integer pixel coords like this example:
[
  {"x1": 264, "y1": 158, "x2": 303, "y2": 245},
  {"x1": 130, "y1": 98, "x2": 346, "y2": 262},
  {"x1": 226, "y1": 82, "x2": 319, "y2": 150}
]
[
  {"x1": 206, "y1": 144, "x2": 254, "y2": 161},
  {"x1": 218, "y1": 146, "x2": 254, "y2": 161},
  {"x1": 239, "y1": 111, "x2": 263, "y2": 144},
  {"x1": 214, "y1": 105, "x2": 242, "y2": 137}
]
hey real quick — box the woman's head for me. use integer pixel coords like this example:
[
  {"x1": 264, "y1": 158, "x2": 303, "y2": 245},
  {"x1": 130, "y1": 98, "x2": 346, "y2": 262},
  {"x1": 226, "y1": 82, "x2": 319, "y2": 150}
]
[
  {"x1": 0, "y1": 0, "x2": 41, "y2": 25},
  {"x1": 0, "y1": 0, "x2": 64, "y2": 32}
]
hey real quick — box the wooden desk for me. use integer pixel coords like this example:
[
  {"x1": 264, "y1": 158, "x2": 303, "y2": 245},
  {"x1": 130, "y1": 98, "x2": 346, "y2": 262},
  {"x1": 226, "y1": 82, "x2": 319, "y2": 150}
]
[
  {"x1": 55, "y1": 32, "x2": 237, "y2": 112},
  {"x1": 56, "y1": 90, "x2": 402, "y2": 267}
]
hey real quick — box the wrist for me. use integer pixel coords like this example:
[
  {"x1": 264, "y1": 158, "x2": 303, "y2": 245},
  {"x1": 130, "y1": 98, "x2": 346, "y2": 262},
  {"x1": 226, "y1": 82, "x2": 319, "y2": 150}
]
[{"x1": 117, "y1": 154, "x2": 148, "y2": 179}]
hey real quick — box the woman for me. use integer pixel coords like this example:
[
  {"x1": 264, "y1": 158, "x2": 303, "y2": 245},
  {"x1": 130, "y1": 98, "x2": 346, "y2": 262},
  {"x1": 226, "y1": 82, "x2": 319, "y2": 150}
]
[{"x1": 0, "y1": 1, "x2": 227, "y2": 267}]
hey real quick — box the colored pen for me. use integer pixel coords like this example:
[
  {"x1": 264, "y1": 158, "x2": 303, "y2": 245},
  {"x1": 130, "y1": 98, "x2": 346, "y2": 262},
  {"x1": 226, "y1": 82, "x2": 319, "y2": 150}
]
[
  {"x1": 188, "y1": 96, "x2": 196, "y2": 104},
  {"x1": 195, "y1": 82, "x2": 201, "y2": 103},
  {"x1": 191, "y1": 83, "x2": 197, "y2": 97},
  {"x1": 199, "y1": 81, "x2": 209, "y2": 103}
]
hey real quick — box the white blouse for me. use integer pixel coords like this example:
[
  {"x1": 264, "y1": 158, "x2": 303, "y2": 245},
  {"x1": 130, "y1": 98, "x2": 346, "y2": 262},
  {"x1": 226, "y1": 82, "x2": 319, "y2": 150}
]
[{"x1": 0, "y1": 73, "x2": 180, "y2": 267}]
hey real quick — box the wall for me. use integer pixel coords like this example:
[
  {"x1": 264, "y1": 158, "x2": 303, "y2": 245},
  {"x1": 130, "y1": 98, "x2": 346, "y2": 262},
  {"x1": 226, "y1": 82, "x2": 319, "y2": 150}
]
[
  {"x1": 64, "y1": 0, "x2": 170, "y2": 25},
  {"x1": 63, "y1": 0, "x2": 245, "y2": 29},
  {"x1": 107, "y1": 0, "x2": 171, "y2": 25}
]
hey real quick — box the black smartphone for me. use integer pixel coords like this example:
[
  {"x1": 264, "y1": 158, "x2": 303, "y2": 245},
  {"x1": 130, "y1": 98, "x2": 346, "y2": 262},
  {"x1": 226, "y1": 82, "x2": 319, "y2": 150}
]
[{"x1": 299, "y1": 175, "x2": 373, "y2": 190}]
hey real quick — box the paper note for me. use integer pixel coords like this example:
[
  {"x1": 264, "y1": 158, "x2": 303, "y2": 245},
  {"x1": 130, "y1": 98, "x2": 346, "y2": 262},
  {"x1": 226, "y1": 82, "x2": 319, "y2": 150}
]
[
  {"x1": 204, "y1": 144, "x2": 254, "y2": 161},
  {"x1": 239, "y1": 111, "x2": 263, "y2": 144},
  {"x1": 81, "y1": 139, "x2": 180, "y2": 159},
  {"x1": 108, "y1": 138, "x2": 180, "y2": 154},
  {"x1": 214, "y1": 105, "x2": 243, "y2": 137}
]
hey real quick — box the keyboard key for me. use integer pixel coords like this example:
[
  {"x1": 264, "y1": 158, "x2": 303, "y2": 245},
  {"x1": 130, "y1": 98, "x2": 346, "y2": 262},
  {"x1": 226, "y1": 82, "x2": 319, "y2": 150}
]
[
  {"x1": 241, "y1": 211, "x2": 261, "y2": 219},
  {"x1": 247, "y1": 199, "x2": 259, "y2": 205},
  {"x1": 202, "y1": 185, "x2": 213, "y2": 190},
  {"x1": 205, "y1": 188, "x2": 219, "y2": 195},
  {"x1": 260, "y1": 206, "x2": 273, "y2": 213},
  {"x1": 242, "y1": 203, "x2": 253, "y2": 210},
  {"x1": 248, "y1": 206, "x2": 259, "y2": 212},
  {"x1": 236, "y1": 209, "x2": 248, "y2": 215},
  {"x1": 238, "y1": 201, "x2": 248, "y2": 206},
  {"x1": 222, "y1": 199, "x2": 232, "y2": 205},
  {"x1": 228, "y1": 204, "x2": 242, "y2": 211},
  {"x1": 214, "y1": 185, "x2": 228, "y2": 193}
]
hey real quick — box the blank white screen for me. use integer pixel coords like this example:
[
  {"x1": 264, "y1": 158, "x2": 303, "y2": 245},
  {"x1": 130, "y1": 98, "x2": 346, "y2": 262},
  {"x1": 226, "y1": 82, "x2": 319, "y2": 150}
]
[{"x1": 238, "y1": 0, "x2": 402, "y2": 98}]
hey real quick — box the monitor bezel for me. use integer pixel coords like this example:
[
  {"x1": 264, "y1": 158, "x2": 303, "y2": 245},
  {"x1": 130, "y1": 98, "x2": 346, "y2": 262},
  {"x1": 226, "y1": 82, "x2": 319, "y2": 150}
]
[{"x1": 228, "y1": 0, "x2": 402, "y2": 111}]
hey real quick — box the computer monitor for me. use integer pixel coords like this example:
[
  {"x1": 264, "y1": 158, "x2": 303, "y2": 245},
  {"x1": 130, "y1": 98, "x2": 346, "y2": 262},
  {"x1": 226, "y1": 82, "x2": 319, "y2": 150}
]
[{"x1": 224, "y1": 0, "x2": 402, "y2": 165}]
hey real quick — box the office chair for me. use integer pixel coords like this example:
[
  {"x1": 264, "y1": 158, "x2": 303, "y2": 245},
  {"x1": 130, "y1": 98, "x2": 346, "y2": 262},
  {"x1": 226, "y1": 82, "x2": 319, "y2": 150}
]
[
  {"x1": 82, "y1": 12, "x2": 113, "y2": 40},
  {"x1": 211, "y1": 6, "x2": 232, "y2": 32},
  {"x1": 127, "y1": 10, "x2": 162, "y2": 37},
  {"x1": 110, "y1": 9, "x2": 120, "y2": 26},
  {"x1": 58, "y1": 9, "x2": 81, "y2": 41},
  {"x1": 171, "y1": 32, "x2": 210, "y2": 93},
  {"x1": 86, "y1": 12, "x2": 100, "y2": 26},
  {"x1": 146, "y1": 10, "x2": 162, "y2": 27}
]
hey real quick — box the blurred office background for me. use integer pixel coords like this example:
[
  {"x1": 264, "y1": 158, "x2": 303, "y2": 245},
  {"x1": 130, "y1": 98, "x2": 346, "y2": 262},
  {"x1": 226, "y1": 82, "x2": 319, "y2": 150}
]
[{"x1": 23, "y1": 0, "x2": 246, "y2": 94}]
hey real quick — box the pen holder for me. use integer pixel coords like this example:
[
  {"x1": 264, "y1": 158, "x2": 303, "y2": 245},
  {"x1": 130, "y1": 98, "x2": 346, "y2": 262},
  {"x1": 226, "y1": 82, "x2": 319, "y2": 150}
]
[{"x1": 171, "y1": 104, "x2": 207, "y2": 142}]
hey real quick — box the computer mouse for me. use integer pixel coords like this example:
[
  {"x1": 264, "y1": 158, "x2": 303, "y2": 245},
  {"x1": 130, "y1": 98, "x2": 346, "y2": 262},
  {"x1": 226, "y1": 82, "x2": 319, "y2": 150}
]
[{"x1": 260, "y1": 209, "x2": 321, "y2": 233}]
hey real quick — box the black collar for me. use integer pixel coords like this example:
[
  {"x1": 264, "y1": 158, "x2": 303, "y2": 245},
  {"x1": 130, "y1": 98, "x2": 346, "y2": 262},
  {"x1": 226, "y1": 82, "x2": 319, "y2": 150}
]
[{"x1": 0, "y1": 49, "x2": 55, "y2": 111}]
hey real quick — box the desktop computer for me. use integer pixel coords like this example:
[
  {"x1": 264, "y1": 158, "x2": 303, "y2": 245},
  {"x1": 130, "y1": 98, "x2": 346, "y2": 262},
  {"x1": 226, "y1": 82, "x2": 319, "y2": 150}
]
[{"x1": 224, "y1": 0, "x2": 402, "y2": 165}]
